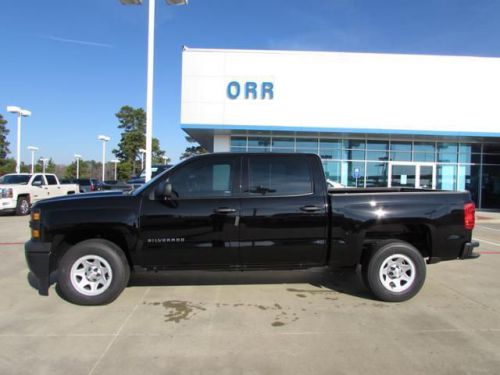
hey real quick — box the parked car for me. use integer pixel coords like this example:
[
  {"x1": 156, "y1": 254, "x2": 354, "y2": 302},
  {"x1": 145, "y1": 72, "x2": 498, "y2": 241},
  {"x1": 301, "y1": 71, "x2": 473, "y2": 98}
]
[
  {"x1": 75, "y1": 179, "x2": 100, "y2": 193},
  {"x1": 127, "y1": 164, "x2": 173, "y2": 189},
  {"x1": 25, "y1": 153, "x2": 479, "y2": 305},
  {"x1": 0, "y1": 173, "x2": 79, "y2": 215},
  {"x1": 99, "y1": 180, "x2": 133, "y2": 192}
]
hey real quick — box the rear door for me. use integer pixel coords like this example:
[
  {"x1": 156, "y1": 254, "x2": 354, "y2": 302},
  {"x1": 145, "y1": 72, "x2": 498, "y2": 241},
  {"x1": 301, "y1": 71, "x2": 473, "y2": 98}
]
[
  {"x1": 45, "y1": 175, "x2": 61, "y2": 197},
  {"x1": 238, "y1": 155, "x2": 328, "y2": 267}
]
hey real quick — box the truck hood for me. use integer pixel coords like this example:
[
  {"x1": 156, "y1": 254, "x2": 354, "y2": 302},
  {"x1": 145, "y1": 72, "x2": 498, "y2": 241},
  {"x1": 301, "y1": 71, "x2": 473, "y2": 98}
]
[
  {"x1": 34, "y1": 190, "x2": 126, "y2": 207},
  {"x1": 0, "y1": 184, "x2": 27, "y2": 190}
]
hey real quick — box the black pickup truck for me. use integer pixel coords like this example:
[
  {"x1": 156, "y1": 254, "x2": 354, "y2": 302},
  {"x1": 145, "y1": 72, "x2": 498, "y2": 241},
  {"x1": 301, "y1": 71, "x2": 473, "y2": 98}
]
[{"x1": 25, "y1": 153, "x2": 479, "y2": 305}]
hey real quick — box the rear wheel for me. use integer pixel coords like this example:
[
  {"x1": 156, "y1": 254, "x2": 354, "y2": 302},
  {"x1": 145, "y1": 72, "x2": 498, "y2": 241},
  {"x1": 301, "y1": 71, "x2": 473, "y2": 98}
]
[
  {"x1": 364, "y1": 241, "x2": 426, "y2": 302},
  {"x1": 16, "y1": 196, "x2": 30, "y2": 216},
  {"x1": 57, "y1": 239, "x2": 130, "y2": 305}
]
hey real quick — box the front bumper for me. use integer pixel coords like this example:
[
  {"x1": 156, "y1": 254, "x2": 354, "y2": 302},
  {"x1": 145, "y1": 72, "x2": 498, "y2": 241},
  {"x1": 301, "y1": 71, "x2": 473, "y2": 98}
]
[
  {"x1": 0, "y1": 198, "x2": 16, "y2": 212},
  {"x1": 25, "y1": 240, "x2": 52, "y2": 295},
  {"x1": 460, "y1": 241, "x2": 480, "y2": 260}
]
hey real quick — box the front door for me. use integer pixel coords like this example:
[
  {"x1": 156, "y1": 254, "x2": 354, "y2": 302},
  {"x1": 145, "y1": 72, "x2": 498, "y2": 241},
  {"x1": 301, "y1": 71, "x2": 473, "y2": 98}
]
[
  {"x1": 30, "y1": 175, "x2": 50, "y2": 203},
  {"x1": 388, "y1": 162, "x2": 436, "y2": 189},
  {"x1": 238, "y1": 155, "x2": 328, "y2": 267},
  {"x1": 139, "y1": 156, "x2": 241, "y2": 268}
]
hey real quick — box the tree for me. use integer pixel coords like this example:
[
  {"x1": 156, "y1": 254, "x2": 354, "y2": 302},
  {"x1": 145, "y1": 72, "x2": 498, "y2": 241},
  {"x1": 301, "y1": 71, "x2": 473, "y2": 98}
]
[
  {"x1": 0, "y1": 114, "x2": 13, "y2": 174},
  {"x1": 112, "y1": 105, "x2": 166, "y2": 179},
  {"x1": 180, "y1": 136, "x2": 207, "y2": 160},
  {"x1": 64, "y1": 160, "x2": 90, "y2": 179}
]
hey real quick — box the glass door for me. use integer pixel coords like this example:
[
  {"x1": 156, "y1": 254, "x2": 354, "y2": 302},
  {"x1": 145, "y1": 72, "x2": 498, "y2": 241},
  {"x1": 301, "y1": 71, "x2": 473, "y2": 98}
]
[{"x1": 389, "y1": 162, "x2": 436, "y2": 189}]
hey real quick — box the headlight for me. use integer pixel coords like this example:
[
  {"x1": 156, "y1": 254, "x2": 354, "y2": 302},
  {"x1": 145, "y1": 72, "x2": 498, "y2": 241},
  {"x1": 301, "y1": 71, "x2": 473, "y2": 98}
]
[{"x1": 1, "y1": 188, "x2": 13, "y2": 198}]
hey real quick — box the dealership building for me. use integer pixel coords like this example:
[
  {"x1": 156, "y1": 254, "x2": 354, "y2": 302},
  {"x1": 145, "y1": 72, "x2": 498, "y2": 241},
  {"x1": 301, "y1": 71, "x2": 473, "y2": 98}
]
[{"x1": 180, "y1": 47, "x2": 500, "y2": 209}]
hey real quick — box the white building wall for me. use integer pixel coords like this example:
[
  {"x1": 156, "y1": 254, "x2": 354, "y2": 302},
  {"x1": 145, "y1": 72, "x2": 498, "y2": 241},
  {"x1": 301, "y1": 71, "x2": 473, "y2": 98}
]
[
  {"x1": 213, "y1": 134, "x2": 230, "y2": 152},
  {"x1": 181, "y1": 48, "x2": 500, "y2": 137}
]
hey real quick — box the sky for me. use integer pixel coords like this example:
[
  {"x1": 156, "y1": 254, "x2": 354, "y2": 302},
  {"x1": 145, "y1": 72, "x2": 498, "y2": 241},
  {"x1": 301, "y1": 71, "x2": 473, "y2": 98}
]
[{"x1": 1, "y1": 0, "x2": 500, "y2": 165}]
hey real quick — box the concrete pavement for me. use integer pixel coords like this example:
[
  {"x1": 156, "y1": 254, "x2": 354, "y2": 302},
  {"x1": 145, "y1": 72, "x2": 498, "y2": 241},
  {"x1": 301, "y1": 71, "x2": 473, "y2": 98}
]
[{"x1": 0, "y1": 214, "x2": 499, "y2": 375}]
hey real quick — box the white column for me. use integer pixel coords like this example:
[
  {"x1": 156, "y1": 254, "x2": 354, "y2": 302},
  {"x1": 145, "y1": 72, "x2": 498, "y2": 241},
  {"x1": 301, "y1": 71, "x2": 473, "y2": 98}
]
[
  {"x1": 76, "y1": 158, "x2": 80, "y2": 179},
  {"x1": 30, "y1": 150, "x2": 35, "y2": 174},
  {"x1": 145, "y1": 0, "x2": 156, "y2": 182},
  {"x1": 16, "y1": 114, "x2": 21, "y2": 174},
  {"x1": 102, "y1": 142, "x2": 106, "y2": 181}
]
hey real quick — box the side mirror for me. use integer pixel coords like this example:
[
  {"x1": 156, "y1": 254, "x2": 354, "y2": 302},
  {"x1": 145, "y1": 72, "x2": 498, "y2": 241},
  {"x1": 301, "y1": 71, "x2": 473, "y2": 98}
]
[
  {"x1": 164, "y1": 183, "x2": 173, "y2": 198},
  {"x1": 32, "y1": 180, "x2": 42, "y2": 187}
]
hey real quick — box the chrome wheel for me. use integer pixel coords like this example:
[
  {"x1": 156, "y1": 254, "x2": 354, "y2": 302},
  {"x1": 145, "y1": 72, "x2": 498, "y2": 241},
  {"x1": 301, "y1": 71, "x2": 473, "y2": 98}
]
[
  {"x1": 378, "y1": 253, "x2": 416, "y2": 293},
  {"x1": 20, "y1": 199, "x2": 29, "y2": 215},
  {"x1": 70, "y1": 255, "x2": 113, "y2": 296}
]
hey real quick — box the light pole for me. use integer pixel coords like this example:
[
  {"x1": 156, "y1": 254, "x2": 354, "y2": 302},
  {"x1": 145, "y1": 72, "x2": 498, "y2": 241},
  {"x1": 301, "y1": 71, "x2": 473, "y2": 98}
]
[
  {"x1": 6, "y1": 106, "x2": 31, "y2": 174},
  {"x1": 111, "y1": 160, "x2": 119, "y2": 180},
  {"x1": 161, "y1": 155, "x2": 168, "y2": 165},
  {"x1": 120, "y1": 0, "x2": 187, "y2": 182},
  {"x1": 39, "y1": 158, "x2": 49, "y2": 174},
  {"x1": 97, "y1": 135, "x2": 110, "y2": 181},
  {"x1": 139, "y1": 148, "x2": 146, "y2": 170},
  {"x1": 27, "y1": 146, "x2": 39, "y2": 174},
  {"x1": 74, "y1": 154, "x2": 82, "y2": 179}
]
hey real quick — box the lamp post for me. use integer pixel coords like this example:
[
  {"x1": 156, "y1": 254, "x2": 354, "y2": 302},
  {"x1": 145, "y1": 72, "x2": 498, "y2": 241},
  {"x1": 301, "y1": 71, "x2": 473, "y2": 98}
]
[
  {"x1": 111, "y1": 160, "x2": 119, "y2": 181},
  {"x1": 139, "y1": 148, "x2": 146, "y2": 170},
  {"x1": 27, "y1": 146, "x2": 39, "y2": 174},
  {"x1": 97, "y1": 135, "x2": 110, "y2": 181},
  {"x1": 39, "y1": 158, "x2": 49, "y2": 174},
  {"x1": 161, "y1": 155, "x2": 168, "y2": 165},
  {"x1": 74, "y1": 154, "x2": 82, "y2": 179},
  {"x1": 120, "y1": 0, "x2": 187, "y2": 182},
  {"x1": 6, "y1": 106, "x2": 31, "y2": 174}
]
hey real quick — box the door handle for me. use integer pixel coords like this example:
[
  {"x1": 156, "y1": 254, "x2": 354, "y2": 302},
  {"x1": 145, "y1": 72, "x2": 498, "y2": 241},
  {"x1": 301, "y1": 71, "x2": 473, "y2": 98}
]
[
  {"x1": 214, "y1": 207, "x2": 236, "y2": 214},
  {"x1": 300, "y1": 205, "x2": 321, "y2": 212}
]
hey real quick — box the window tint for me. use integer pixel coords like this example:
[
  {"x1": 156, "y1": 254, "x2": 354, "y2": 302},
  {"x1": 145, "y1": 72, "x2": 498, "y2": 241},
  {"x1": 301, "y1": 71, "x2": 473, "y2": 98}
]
[
  {"x1": 46, "y1": 175, "x2": 58, "y2": 185},
  {"x1": 248, "y1": 157, "x2": 312, "y2": 196},
  {"x1": 169, "y1": 159, "x2": 234, "y2": 198},
  {"x1": 32, "y1": 175, "x2": 45, "y2": 185}
]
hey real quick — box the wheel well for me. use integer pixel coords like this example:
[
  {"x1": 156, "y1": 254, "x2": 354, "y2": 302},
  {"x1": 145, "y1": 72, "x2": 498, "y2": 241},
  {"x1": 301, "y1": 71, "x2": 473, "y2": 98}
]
[
  {"x1": 361, "y1": 225, "x2": 432, "y2": 266},
  {"x1": 17, "y1": 194, "x2": 30, "y2": 201},
  {"x1": 54, "y1": 231, "x2": 133, "y2": 269}
]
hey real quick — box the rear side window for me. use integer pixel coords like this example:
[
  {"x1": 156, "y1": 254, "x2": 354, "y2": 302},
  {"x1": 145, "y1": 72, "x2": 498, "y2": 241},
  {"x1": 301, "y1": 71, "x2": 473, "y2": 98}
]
[
  {"x1": 46, "y1": 175, "x2": 58, "y2": 185},
  {"x1": 248, "y1": 157, "x2": 313, "y2": 196},
  {"x1": 169, "y1": 158, "x2": 234, "y2": 198}
]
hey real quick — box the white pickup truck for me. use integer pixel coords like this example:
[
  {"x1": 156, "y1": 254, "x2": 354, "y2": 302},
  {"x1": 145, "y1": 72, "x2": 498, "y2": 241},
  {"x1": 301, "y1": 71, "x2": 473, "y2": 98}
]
[{"x1": 0, "y1": 173, "x2": 79, "y2": 215}]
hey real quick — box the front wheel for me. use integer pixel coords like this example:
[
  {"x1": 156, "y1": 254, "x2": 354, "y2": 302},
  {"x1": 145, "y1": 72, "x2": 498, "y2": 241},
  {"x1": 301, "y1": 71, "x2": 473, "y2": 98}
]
[
  {"x1": 57, "y1": 239, "x2": 130, "y2": 305},
  {"x1": 365, "y1": 241, "x2": 426, "y2": 302},
  {"x1": 16, "y1": 196, "x2": 30, "y2": 216}
]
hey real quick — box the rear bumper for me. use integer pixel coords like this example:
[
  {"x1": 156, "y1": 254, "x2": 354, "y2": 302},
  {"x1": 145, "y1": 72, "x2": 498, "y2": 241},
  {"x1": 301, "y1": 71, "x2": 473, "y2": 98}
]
[
  {"x1": 460, "y1": 241, "x2": 480, "y2": 260},
  {"x1": 25, "y1": 240, "x2": 52, "y2": 296}
]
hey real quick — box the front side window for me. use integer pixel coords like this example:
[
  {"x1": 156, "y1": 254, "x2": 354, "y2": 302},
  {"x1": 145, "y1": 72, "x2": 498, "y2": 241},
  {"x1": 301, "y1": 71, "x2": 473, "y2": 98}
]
[
  {"x1": 168, "y1": 159, "x2": 234, "y2": 198},
  {"x1": 248, "y1": 157, "x2": 312, "y2": 196},
  {"x1": 32, "y1": 175, "x2": 45, "y2": 186}
]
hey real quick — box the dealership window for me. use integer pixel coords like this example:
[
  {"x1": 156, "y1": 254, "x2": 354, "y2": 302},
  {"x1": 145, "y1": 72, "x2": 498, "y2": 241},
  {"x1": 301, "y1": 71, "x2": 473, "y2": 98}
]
[
  {"x1": 347, "y1": 161, "x2": 365, "y2": 187},
  {"x1": 247, "y1": 137, "x2": 270, "y2": 152},
  {"x1": 482, "y1": 165, "x2": 500, "y2": 209},
  {"x1": 320, "y1": 139, "x2": 343, "y2": 159},
  {"x1": 414, "y1": 142, "x2": 436, "y2": 162},
  {"x1": 438, "y1": 143, "x2": 458, "y2": 163},
  {"x1": 296, "y1": 138, "x2": 318, "y2": 153},
  {"x1": 231, "y1": 137, "x2": 247, "y2": 152},
  {"x1": 366, "y1": 162, "x2": 388, "y2": 187},
  {"x1": 390, "y1": 142, "x2": 412, "y2": 162},
  {"x1": 437, "y1": 164, "x2": 457, "y2": 190},
  {"x1": 271, "y1": 137, "x2": 294, "y2": 152},
  {"x1": 323, "y1": 161, "x2": 342, "y2": 182}
]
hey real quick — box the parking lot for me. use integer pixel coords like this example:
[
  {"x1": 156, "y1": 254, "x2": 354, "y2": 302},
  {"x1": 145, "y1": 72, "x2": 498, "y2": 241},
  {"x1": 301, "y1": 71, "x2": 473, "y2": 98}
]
[{"x1": 0, "y1": 214, "x2": 499, "y2": 375}]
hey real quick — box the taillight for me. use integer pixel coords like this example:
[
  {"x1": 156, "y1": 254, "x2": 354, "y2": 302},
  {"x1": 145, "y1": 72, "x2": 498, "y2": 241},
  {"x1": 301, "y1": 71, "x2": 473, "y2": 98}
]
[{"x1": 464, "y1": 202, "x2": 475, "y2": 230}]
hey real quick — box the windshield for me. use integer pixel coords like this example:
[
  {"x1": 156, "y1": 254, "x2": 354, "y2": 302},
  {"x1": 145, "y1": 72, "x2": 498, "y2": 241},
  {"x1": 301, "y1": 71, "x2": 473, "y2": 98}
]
[{"x1": 0, "y1": 175, "x2": 32, "y2": 185}]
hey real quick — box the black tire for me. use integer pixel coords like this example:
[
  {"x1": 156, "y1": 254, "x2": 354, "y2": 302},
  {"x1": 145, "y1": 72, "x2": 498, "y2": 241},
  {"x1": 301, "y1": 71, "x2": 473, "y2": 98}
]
[
  {"x1": 16, "y1": 196, "x2": 30, "y2": 216},
  {"x1": 365, "y1": 241, "x2": 426, "y2": 302},
  {"x1": 57, "y1": 239, "x2": 130, "y2": 305}
]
